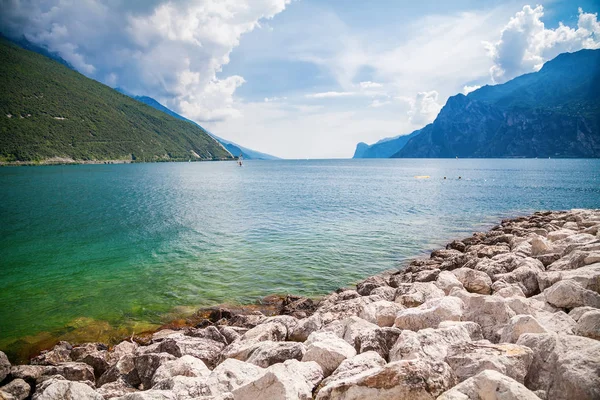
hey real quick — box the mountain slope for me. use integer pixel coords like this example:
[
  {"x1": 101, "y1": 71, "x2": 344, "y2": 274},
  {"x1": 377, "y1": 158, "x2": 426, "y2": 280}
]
[
  {"x1": 0, "y1": 39, "x2": 232, "y2": 163},
  {"x1": 128, "y1": 94, "x2": 280, "y2": 160},
  {"x1": 394, "y1": 49, "x2": 600, "y2": 158},
  {"x1": 353, "y1": 128, "x2": 423, "y2": 158}
]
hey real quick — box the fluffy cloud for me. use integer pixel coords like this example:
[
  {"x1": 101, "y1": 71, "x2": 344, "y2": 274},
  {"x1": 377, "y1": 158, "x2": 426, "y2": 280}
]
[
  {"x1": 485, "y1": 6, "x2": 600, "y2": 83},
  {"x1": 0, "y1": 0, "x2": 290, "y2": 122},
  {"x1": 405, "y1": 91, "x2": 442, "y2": 125},
  {"x1": 462, "y1": 85, "x2": 481, "y2": 95},
  {"x1": 305, "y1": 91, "x2": 357, "y2": 98}
]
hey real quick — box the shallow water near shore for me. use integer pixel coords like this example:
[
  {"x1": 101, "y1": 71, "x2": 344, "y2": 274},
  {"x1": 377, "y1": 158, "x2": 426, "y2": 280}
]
[{"x1": 1, "y1": 158, "x2": 600, "y2": 360}]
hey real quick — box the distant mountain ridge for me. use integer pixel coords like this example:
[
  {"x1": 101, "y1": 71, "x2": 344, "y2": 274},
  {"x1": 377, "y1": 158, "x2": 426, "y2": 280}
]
[
  {"x1": 123, "y1": 92, "x2": 280, "y2": 160},
  {"x1": 0, "y1": 38, "x2": 231, "y2": 163},
  {"x1": 393, "y1": 49, "x2": 600, "y2": 158},
  {"x1": 353, "y1": 128, "x2": 423, "y2": 158}
]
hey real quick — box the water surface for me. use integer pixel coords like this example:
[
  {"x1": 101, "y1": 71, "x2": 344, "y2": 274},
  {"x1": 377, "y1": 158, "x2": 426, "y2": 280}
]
[{"x1": 1, "y1": 159, "x2": 599, "y2": 358}]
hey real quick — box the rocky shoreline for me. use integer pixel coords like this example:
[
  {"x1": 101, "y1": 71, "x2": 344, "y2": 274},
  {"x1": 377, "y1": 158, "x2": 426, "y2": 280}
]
[{"x1": 1, "y1": 209, "x2": 600, "y2": 400}]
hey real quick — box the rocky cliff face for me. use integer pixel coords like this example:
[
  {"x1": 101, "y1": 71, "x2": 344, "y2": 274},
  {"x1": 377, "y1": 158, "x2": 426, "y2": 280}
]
[
  {"x1": 352, "y1": 128, "x2": 423, "y2": 158},
  {"x1": 393, "y1": 49, "x2": 600, "y2": 158}
]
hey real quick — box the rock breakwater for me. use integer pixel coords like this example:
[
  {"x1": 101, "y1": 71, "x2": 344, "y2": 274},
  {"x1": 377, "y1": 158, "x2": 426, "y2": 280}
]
[{"x1": 1, "y1": 209, "x2": 600, "y2": 399}]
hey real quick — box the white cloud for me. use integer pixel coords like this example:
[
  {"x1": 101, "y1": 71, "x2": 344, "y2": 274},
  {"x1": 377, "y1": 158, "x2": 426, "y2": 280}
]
[
  {"x1": 305, "y1": 91, "x2": 357, "y2": 98},
  {"x1": 485, "y1": 5, "x2": 600, "y2": 83},
  {"x1": 369, "y1": 99, "x2": 391, "y2": 108},
  {"x1": 0, "y1": 0, "x2": 291, "y2": 122},
  {"x1": 405, "y1": 91, "x2": 442, "y2": 125},
  {"x1": 462, "y1": 85, "x2": 481, "y2": 95},
  {"x1": 359, "y1": 81, "x2": 383, "y2": 89}
]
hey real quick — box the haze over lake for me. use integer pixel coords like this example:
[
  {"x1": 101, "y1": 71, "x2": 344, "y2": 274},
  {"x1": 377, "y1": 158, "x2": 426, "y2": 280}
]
[{"x1": 1, "y1": 158, "x2": 600, "y2": 355}]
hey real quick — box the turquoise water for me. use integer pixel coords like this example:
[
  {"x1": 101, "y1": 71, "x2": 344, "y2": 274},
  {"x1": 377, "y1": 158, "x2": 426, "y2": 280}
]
[{"x1": 1, "y1": 159, "x2": 600, "y2": 357}]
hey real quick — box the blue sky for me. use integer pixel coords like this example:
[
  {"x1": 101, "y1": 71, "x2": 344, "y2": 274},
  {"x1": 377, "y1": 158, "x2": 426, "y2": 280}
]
[{"x1": 1, "y1": 0, "x2": 599, "y2": 158}]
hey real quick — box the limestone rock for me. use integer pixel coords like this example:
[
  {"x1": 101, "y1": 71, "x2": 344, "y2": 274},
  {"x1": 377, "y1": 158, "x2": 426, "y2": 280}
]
[
  {"x1": 394, "y1": 283, "x2": 445, "y2": 308},
  {"x1": 96, "y1": 378, "x2": 137, "y2": 399},
  {"x1": 319, "y1": 351, "x2": 385, "y2": 389},
  {"x1": 544, "y1": 279, "x2": 600, "y2": 309},
  {"x1": 302, "y1": 331, "x2": 356, "y2": 376},
  {"x1": 575, "y1": 309, "x2": 600, "y2": 340},
  {"x1": 232, "y1": 359, "x2": 323, "y2": 400},
  {"x1": 437, "y1": 369, "x2": 541, "y2": 400},
  {"x1": 452, "y1": 268, "x2": 492, "y2": 295},
  {"x1": 369, "y1": 286, "x2": 397, "y2": 301},
  {"x1": 32, "y1": 379, "x2": 103, "y2": 400},
  {"x1": 220, "y1": 322, "x2": 287, "y2": 361},
  {"x1": 500, "y1": 315, "x2": 548, "y2": 343},
  {"x1": 289, "y1": 313, "x2": 323, "y2": 342},
  {"x1": 315, "y1": 359, "x2": 455, "y2": 400},
  {"x1": 134, "y1": 352, "x2": 176, "y2": 390},
  {"x1": 10, "y1": 363, "x2": 95, "y2": 384},
  {"x1": 0, "y1": 379, "x2": 29, "y2": 400},
  {"x1": 547, "y1": 229, "x2": 577, "y2": 242},
  {"x1": 531, "y1": 236, "x2": 553, "y2": 256},
  {"x1": 0, "y1": 351, "x2": 10, "y2": 382},
  {"x1": 569, "y1": 306, "x2": 596, "y2": 321},
  {"x1": 356, "y1": 327, "x2": 402, "y2": 360},
  {"x1": 320, "y1": 316, "x2": 379, "y2": 349},
  {"x1": 445, "y1": 341, "x2": 533, "y2": 383},
  {"x1": 31, "y1": 342, "x2": 73, "y2": 366},
  {"x1": 452, "y1": 290, "x2": 516, "y2": 342},
  {"x1": 493, "y1": 285, "x2": 526, "y2": 298},
  {"x1": 108, "y1": 342, "x2": 138, "y2": 366},
  {"x1": 317, "y1": 295, "x2": 383, "y2": 325},
  {"x1": 98, "y1": 354, "x2": 141, "y2": 388},
  {"x1": 150, "y1": 355, "x2": 210, "y2": 387},
  {"x1": 394, "y1": 296, "x2": 464, "y2": 331},
  {"x1": 356, "y1": 275, "x2": 389, "y2": 296},
  {"x1": 204, "y1": 358, "x2": 265, "y2": 394},
  {"x1": 390, "y1": 323, "x2": 482, "y2": 363},
  {"x1": 111, "y1": 390, "x2": 177, "y2": 399},
  {"x1": 245, "y1": 341, "x2": 306, "y2": 368},
  {"x1": 157, "y1": 336, "x2": 225, "y2": 369},
  {"x1": 358, "y1": 300, "x2": 403, "y2": 327},
  {"x1": 435, "y1": 271, "x2": 464, "y2": 295},
  {"x1": 517, "y1": 333, "x2": 600, "y2": 400}
]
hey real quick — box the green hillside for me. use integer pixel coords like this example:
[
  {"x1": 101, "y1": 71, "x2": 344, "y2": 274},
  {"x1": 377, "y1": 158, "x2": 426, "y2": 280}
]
[{"x1": 0, "y1": 39, "x2": 232, "y2": 163}]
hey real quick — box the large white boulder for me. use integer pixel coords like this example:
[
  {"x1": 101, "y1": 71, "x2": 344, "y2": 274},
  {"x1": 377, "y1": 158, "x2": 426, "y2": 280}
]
[
  {"x1": 517, "y1": 333, "x2": 600, "y2": 400},
  {"x1": 394, "y1": 297, "x2": 464, "y2": 331},
  {"x1": 358, "y1": 300, "x2": 404, "y2": 327},
  {"x1": 437, "y1": 370, "x2": 541, "y2": 400},
  {"x1": 445, "y1": 341, "x2": 533, "y2": 383},
  {"x1": 499, "y1": 315, "x2": 548, "y2": 343},
  {"x1": 451, "y1": 290, "x2": 515, "y2": 342},
  {"x1": 245, "y1": 341, "x2": 306, "y2": 368},
  {"x1": 32, "y1": 379, "x2": 103, "y2": 400},
  {"x1": 220, "y1": 322, "x2": 287, "y2": 361},
  {"x1": 389, "y1": 322, "x2": 482, "y2": 363},
  {"x1": 150, "y1": 355, "x2": 210, "y2": 387},
  {"x1": 302, "y1": 331, "x2": 356, "y2": 376},
  {"x1": 452, "y1": 268, "x2": 492, "y2": 295},
  {"x1": 394, "y1": 283, "x2": 445, "y2": 308},
  {"x1": 0, "y1": 351, "x2": 10, "y2": 382},
  {"x1": 319, "y1": 351, "x2": 386, "y2": 389},
  {"x1": 435, "y1": 271, "x2": 464, "y2": 295},
  {"x1": 232, "y1": 359, "x2": 323, "y2": 400},
  {"x1": 575, "y1": 309, "x2": 600, "y2": 340},
  {"x1": 314, "y1": 359, "x2": 455, "y2": 400},
  {"x1": 543, "y1": 279, "x2": 600, "y2": 309}
]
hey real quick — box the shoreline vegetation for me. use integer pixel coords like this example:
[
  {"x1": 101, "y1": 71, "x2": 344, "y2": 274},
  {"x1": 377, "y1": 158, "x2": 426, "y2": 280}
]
[
  {"x1": 0, "y1": 157, "x2": 234, "y2": 167},
  {"x1": 1, "y1": 209, "x2": 600, "y2": 399}
]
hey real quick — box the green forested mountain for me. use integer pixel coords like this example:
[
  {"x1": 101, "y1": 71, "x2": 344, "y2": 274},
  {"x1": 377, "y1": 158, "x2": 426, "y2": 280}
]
[{"x1": 0, "y1": 39, "x2": 232, "y2": 163}]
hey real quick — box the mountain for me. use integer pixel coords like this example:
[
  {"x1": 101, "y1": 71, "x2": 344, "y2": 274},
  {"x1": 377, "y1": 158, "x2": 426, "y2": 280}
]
[
  {"x1": 0, "y1": 38, "x2": 232, "y2": 163},
  {"x1": 393, "y1": 49, "x2": 600, "y2": 158},
  {"x1": 122, "y1": 91, "x2": 280, "y2": 161},
  {"x1": 353, "y1": 128, "x2": 423, "y2": 158}
]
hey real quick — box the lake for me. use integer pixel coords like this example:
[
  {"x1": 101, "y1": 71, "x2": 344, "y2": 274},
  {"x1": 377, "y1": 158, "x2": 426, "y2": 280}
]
[{"x1": 1, "y1": 158, "x2": 600, "y2": 359}]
